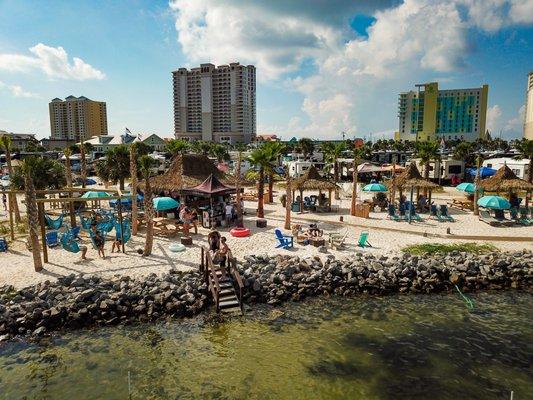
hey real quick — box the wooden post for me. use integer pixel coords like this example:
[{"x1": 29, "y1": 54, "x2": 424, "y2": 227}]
[
  {"x1": 38, "y1": 203, "x2": 48, "y2": 263},
  {"x1": 117, "y1": 197, "x2": 125, "y2": 253},
  {"x1": 299, "y1": 190, "x2": 304, "y2": 213},
  {"x1": 328, "y1": 189, "x2": 332, "y2": 209},
  {"x1": 8, "y1": 194, "x2": 14, "y2": 240},
  {"x1": 69, "y1": 198, "x2": 76, "y2": 228}
]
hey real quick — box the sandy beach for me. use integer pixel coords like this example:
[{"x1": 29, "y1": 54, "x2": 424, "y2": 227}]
[{"x1": 0, "y1": 187, "x2": 531, "y2": 289}]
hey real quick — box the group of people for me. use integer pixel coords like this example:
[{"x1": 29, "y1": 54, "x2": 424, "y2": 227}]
[
  {"x1": 207, "y1": 228, "x2": 232, "y2": 271},
  {"x1": 177, "y1": 204, "x2": 199, "y2": 234}
]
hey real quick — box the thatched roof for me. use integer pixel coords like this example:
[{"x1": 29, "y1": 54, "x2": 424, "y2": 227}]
[
  {"x1": 140, "y1": 154, "x2": 229, "y2": 192},
  {"x1": 478, "y1": 164, "x2": 533, "y2": 192},
  {"x1": 290, "y1": 165, "x2": 338, "y2": 191},
  {"x1": 390, "y1": 163, "x2": 440, "y2": 189}
]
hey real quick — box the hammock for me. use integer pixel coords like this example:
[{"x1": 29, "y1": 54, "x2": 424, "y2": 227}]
[
  {"x1": 114, "y1": 219, "x2": 131, "y2": 244},
  {"x1": 79, "y1": 214, "x2": 93, "y2": 230},
  {"x1": 45, "y1": 213, "x2": 64, "y2": 230},
  {"x1": 97, "y1": 216, "x2": 116, "y2": 233},
  {"x1": 60, "y1": 232, "x2": 81, "y2": 253}
]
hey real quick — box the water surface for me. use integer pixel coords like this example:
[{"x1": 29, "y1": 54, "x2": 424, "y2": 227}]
[{"x1": 0, "y1": 291, "x2": 531, "y2": 399}]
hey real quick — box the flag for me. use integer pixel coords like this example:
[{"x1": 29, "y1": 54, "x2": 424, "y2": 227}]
[{"x1": 440, "y1": 136, "x2": 445, "y2": 148}]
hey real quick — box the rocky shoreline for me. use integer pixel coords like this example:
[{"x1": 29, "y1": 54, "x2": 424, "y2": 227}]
[{"x1": 1, "y1": 251, "x2": 531, "y2": 341}]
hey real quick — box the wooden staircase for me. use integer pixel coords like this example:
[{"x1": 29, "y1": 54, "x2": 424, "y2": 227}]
[{"x1": 200, "y1": 247, "x2": 244, "y2": 314}]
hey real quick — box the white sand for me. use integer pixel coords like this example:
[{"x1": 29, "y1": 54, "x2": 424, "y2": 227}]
[{"x1": 0, "y1": 188, "x2": 531, "y2": 289}]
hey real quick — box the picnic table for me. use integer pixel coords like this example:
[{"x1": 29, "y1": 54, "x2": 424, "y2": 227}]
[
  {"x1": 153, "y1": 217, "x2": 187, "y2": 236},
  {"x1": 450, "y1": 198, "x2": 473, "y2": 211}
]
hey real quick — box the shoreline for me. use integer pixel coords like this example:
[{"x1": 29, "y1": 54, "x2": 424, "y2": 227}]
[{"x1": 1, "y1": 250, "x2": 531, "y2": 342}]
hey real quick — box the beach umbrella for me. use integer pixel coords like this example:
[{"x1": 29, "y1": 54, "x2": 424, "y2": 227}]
[
  {"x1": 466, "y1": 167, "x2": 496, "y2": 179},
  {"x1": 85, "y1": 178, "x2": 97, "y2": 185},
  {"x1": 456, "y1": 182, "x2": 476, "y2": 194},
  {"x1": 153, "y1": 196, "x2": 179, "y2": 211},
  {"x1": 362, "y1": 183, "x2": 388, "y2": 192},
  {"x1": 477, "y1": 195, "x2": 510, "y2": 210},
  {"x1": 81, "y1": 191, "x2": 110, "y2": 199}
]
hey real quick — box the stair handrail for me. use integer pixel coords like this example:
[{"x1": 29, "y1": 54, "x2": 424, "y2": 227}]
[
  {"x1": 230, "y1": 257, "x2": 244, "y2": 304},
  {"x1": 205, "y1": 248, "x2": 221, "y2": 311}
]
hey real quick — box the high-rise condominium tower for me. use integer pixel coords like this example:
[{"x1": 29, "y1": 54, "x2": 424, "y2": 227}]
[
  {"x1": 49, "y1": 96, "x2": 108, "y2": 142},
  {"x1": 172, "y1": 62, "x2": 256, "y2": 144},
  {"x1": 524, "y1": 71, "x2": 533, "y2": 140},
  {"x1": 396, "y1": 82, "x2": 488, "y2": 142}
]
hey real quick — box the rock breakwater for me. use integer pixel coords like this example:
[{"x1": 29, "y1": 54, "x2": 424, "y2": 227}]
[{"x1": 1, "y1": 251, "x2": 531, "y2": 341}]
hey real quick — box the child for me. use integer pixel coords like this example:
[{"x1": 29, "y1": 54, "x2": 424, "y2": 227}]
[{"x1": 91, "y1": 224, "x2": 105, "y2": 259}]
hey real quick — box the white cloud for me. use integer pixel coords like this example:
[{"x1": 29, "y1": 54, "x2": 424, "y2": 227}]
[
  {"x1": 0, "y1": 43, "x2": 105, "y2": 80},
  {"x1": 169, "y1": 0, "x2": 533, "y2": 138},
  {"x1": 504, "y1": 104, "x2": 525, "y2": 132},
  {"x1": 487, "y1": 104, "x2": 503, "y2": 132},
  {"x1": 0, "y1": 81, "x2": 39, "y2": 98}
]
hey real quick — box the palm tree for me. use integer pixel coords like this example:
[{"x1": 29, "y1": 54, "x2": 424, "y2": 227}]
[
  {"x1": 247, "y1": 147, "x2": 271, "y2": 218},
  {"x1": 0, "y1": 135, "x2": 21, "y2": 222},
  {"x1": 350, "y1": 145, "x2": 368, "y2": 216},
  {"x1": 210, "y1": 143, "x2": 230, "y2": 163},
  {"x1": 63, "y1": 148, "x2": 73, "y2": 188},
  {"x1": 284, "y1": 172, "x2": 292, "y2": 230},
  {"x1": 165, "y1": 139, "x2": 190, "y2": 158},
  {"x1": 514, "y1": 139, "x2": 533, "y2": 184},
  {"x1": 130, "y1": 144, "x2": 139, "y2": 235},
  {"x1": 453, "y1": 142, "x2": 474, "y2": 166},
  {"x1": 20, "y1": 158, "x2": 42, "y2": 272},
  {"x1": 139, "y1": 155, "x2": 155, "y2": 256},
  {"x1": 263, "y1": 141, "x2": 285, "y2": 203},
  {"x1": 322, "y1": 141, "x2": 346, "y2": 199},
  {"x1": 296, "y1": 138, "x2": 314, "y2": 160},
  {"x1": 191, "y1": 141, "x2": 212, "y2": 156},
  {"x1": 416, "y1": 141, "x2": 441, "y2": 196},
  {"x1": 95, "y1": 146, "x2": 130, "y2": 190},
  {"x1": 233, "y1": 142, "x2": 247, "y2": 227},
  {"x1": 473, "y1": 155, "x2": 482, "y2": 216}
]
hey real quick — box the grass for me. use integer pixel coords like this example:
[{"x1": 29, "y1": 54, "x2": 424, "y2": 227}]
[{"x1": 402, "y1": 242, "x2": 497, "y2": 255}]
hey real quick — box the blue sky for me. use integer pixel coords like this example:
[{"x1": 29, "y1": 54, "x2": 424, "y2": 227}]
[{"x1": 0, "y1": 0, "x2": 532, "y2": 141}]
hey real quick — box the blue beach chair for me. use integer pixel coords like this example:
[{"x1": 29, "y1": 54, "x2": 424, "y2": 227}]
[
  {"x1": 0, "y1": 237, "x2": 8, "y2": 252},
  {"x1": 274, "y1": 228, "x2": 294, "y2": 249},
  {"x1": 45, "y1": 231, "x2": 59, "y2": 247},
  {"x1": 388, "y1": 204, "x2": 401, "y2": 221},
  {"x1": 357, "y1": 231, "x2": 372, "y2": 248}
]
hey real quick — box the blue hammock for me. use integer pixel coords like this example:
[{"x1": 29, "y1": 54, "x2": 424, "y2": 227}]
[
  {"x1": 97, "y1": 216, "x2": 116, "y2": 233},
  {"x1": 79, "y1": 214, "x2": 93, "y2": 230},
  {"x1": 45, "y1": 213, "x2": 64, "y2": 230},
  {"x1": 60, "y1": 232, "x2": 81, "y2": 253},
  {"x1": 114, "y1": 219, "x2": 131, "y2": 244}
]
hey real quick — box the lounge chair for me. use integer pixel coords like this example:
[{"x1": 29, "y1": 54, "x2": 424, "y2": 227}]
[
  {"x1": 406, "y1": 207, "x2": 424, "y2": 222},
  {"x1": 387, "y1": 204, "x2": 402, "y2": 221},
  {"x1": 357, "y1": 231, "x2": 372, "y2": 248},
  {"x1": 274, "y1": 228, "x2": 294, "y2": 249},
  {"x1": 494, "y1": 209, "x2": 515, "y2": 226},
  {"x1": 518, "y1": 207, "x2": 532, "y2": 226},
  {"x1": 479, "y1": 210, "x2": 501, "y2": 226},
  {"x1": 328, "y1": 229, "x2": 348, "y2": 249},
  {"x1": 0, "y1": 237, "x2": 7, "y2": 252},
  {"x1": 45, "y1": 231, "x2": 59, "y2": 247},
  {"x1": 439, "y1": 205, "x2": 454, "y2": 222},
  {"x1": 430, "y1": 205, "x2": 445, "y2": 222}
]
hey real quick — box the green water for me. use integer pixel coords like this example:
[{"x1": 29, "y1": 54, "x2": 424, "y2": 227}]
[{"x1": 0, "y1": 292, "x2": 531, "y2": 400}]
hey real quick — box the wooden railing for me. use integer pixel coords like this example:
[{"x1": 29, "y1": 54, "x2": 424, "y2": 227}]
[{"x1": 200, "y1": 246, "x2": 221, "y2": 311}]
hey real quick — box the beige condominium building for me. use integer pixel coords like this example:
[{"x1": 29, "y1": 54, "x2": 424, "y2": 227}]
[
  {"x1": 524, "y1": 71, "x2": 533, "y2": 140},
  {"x1": 172, "y1": 62, "x2": 256, "y2": 144},
  {"x1": 49, "y1": 96, "x2": 108, "y2": 142},
  {"x1": 396, "y1": 82, "x2": 488, "y2": 142}
]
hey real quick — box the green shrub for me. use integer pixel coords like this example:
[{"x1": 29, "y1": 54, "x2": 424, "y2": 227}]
[{"x1": 402, "y1": 242, "x2": 497, "y2": 255}]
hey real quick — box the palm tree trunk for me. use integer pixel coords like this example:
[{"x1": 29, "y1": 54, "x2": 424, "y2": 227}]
[
  {"x1": 257, "y1": 168, "x2": 265, "y2": 218},
  {"x1": 284, "y1": 174, "x2": 292, "y2": 230},
  {"x1": 24, "y1": 172, "x2": 42, "y2": 272},
  {"x1": 350, "y1": 159, "x2": 358, "y2": 216},
  {"x1": 334, "y1": 161, "x2": 340, "y2": 200},
  {"x1": 65, "y1": 156, "x2": 76, "y2": 227},
  {"x1": 473, "y1": 156, "x2": 481, "y2": 215},
  {"x1": 6, "y1": 151, "x2": 21, "y2": 223},
  {"x1": 80, "y1": 141, "x2": 87, "y2": 189},
  {"x1": 423, "y1": 162, "x2": 430, "y2": 197},
  {"x1": 130, "y1": 146, "x2": 139, "y2": 235},
  {"x1": 268, "y1": 172, "x2": 274, "y2": 203},
  {"x1": 235, "y1": 152, "x2": 243, "y2": 227},
  {"x1": 526, "y1": 159, "x2": 532, "y2": 208},
  {"x1": 143, "y1": 176, "x2": 154, "y2": 256}
]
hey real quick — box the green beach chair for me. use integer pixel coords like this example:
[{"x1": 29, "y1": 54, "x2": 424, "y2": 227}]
[
  {"x1": 518, "y1": 207, "x2": 532, "y2": 226},
  {"x1": 357, "y1": 231, "x2": 372, "y2": 248}
]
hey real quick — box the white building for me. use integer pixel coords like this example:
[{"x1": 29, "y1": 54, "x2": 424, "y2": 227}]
[
  {"x1": 483, "y1": 158, "x2": 530, "y2": 181},
  {"x1": 172, "y1": 62, "x2": 256, "y2": 144},
  {"x1": 407, "y1": 158, "x2": 465, "y2": 181},
  {"x1": 524, "y1": 71, "x2": 533, "y2": 140}
]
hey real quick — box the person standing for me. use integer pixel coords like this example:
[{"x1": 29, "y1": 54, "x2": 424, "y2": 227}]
[
  {"x1": 225, "y1": 203, "x2": 234, "y2": 226},
  {"x1": 2, "y1": 192, "x2": 6, "y2": 211},
  {"x1": 90, "y1": 224, "x2": 106, "y2": 259}
]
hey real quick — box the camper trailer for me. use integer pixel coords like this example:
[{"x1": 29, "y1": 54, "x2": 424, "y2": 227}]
[{"x1": 407, "y1": 158, "x2": 465, "y2": 182}]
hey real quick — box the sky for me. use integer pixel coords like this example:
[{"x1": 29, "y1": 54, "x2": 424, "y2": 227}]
[{"x1": 0, "y1": 0, "x2": 532, "y2": 141}]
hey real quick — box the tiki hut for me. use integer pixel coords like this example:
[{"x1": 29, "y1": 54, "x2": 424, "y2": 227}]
[
  {"x1": 290, "y1": 165, "x2": 338, "y2": 211},
  {"x1": 389, "y1": 163, "x2": 440, "y2": 208},
  {"x1": 478, "y1": 164, "x2": 533, "y2": 206},
  {"x1": 140, "y1": 154, "x2": 227, "y2": 193}
]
